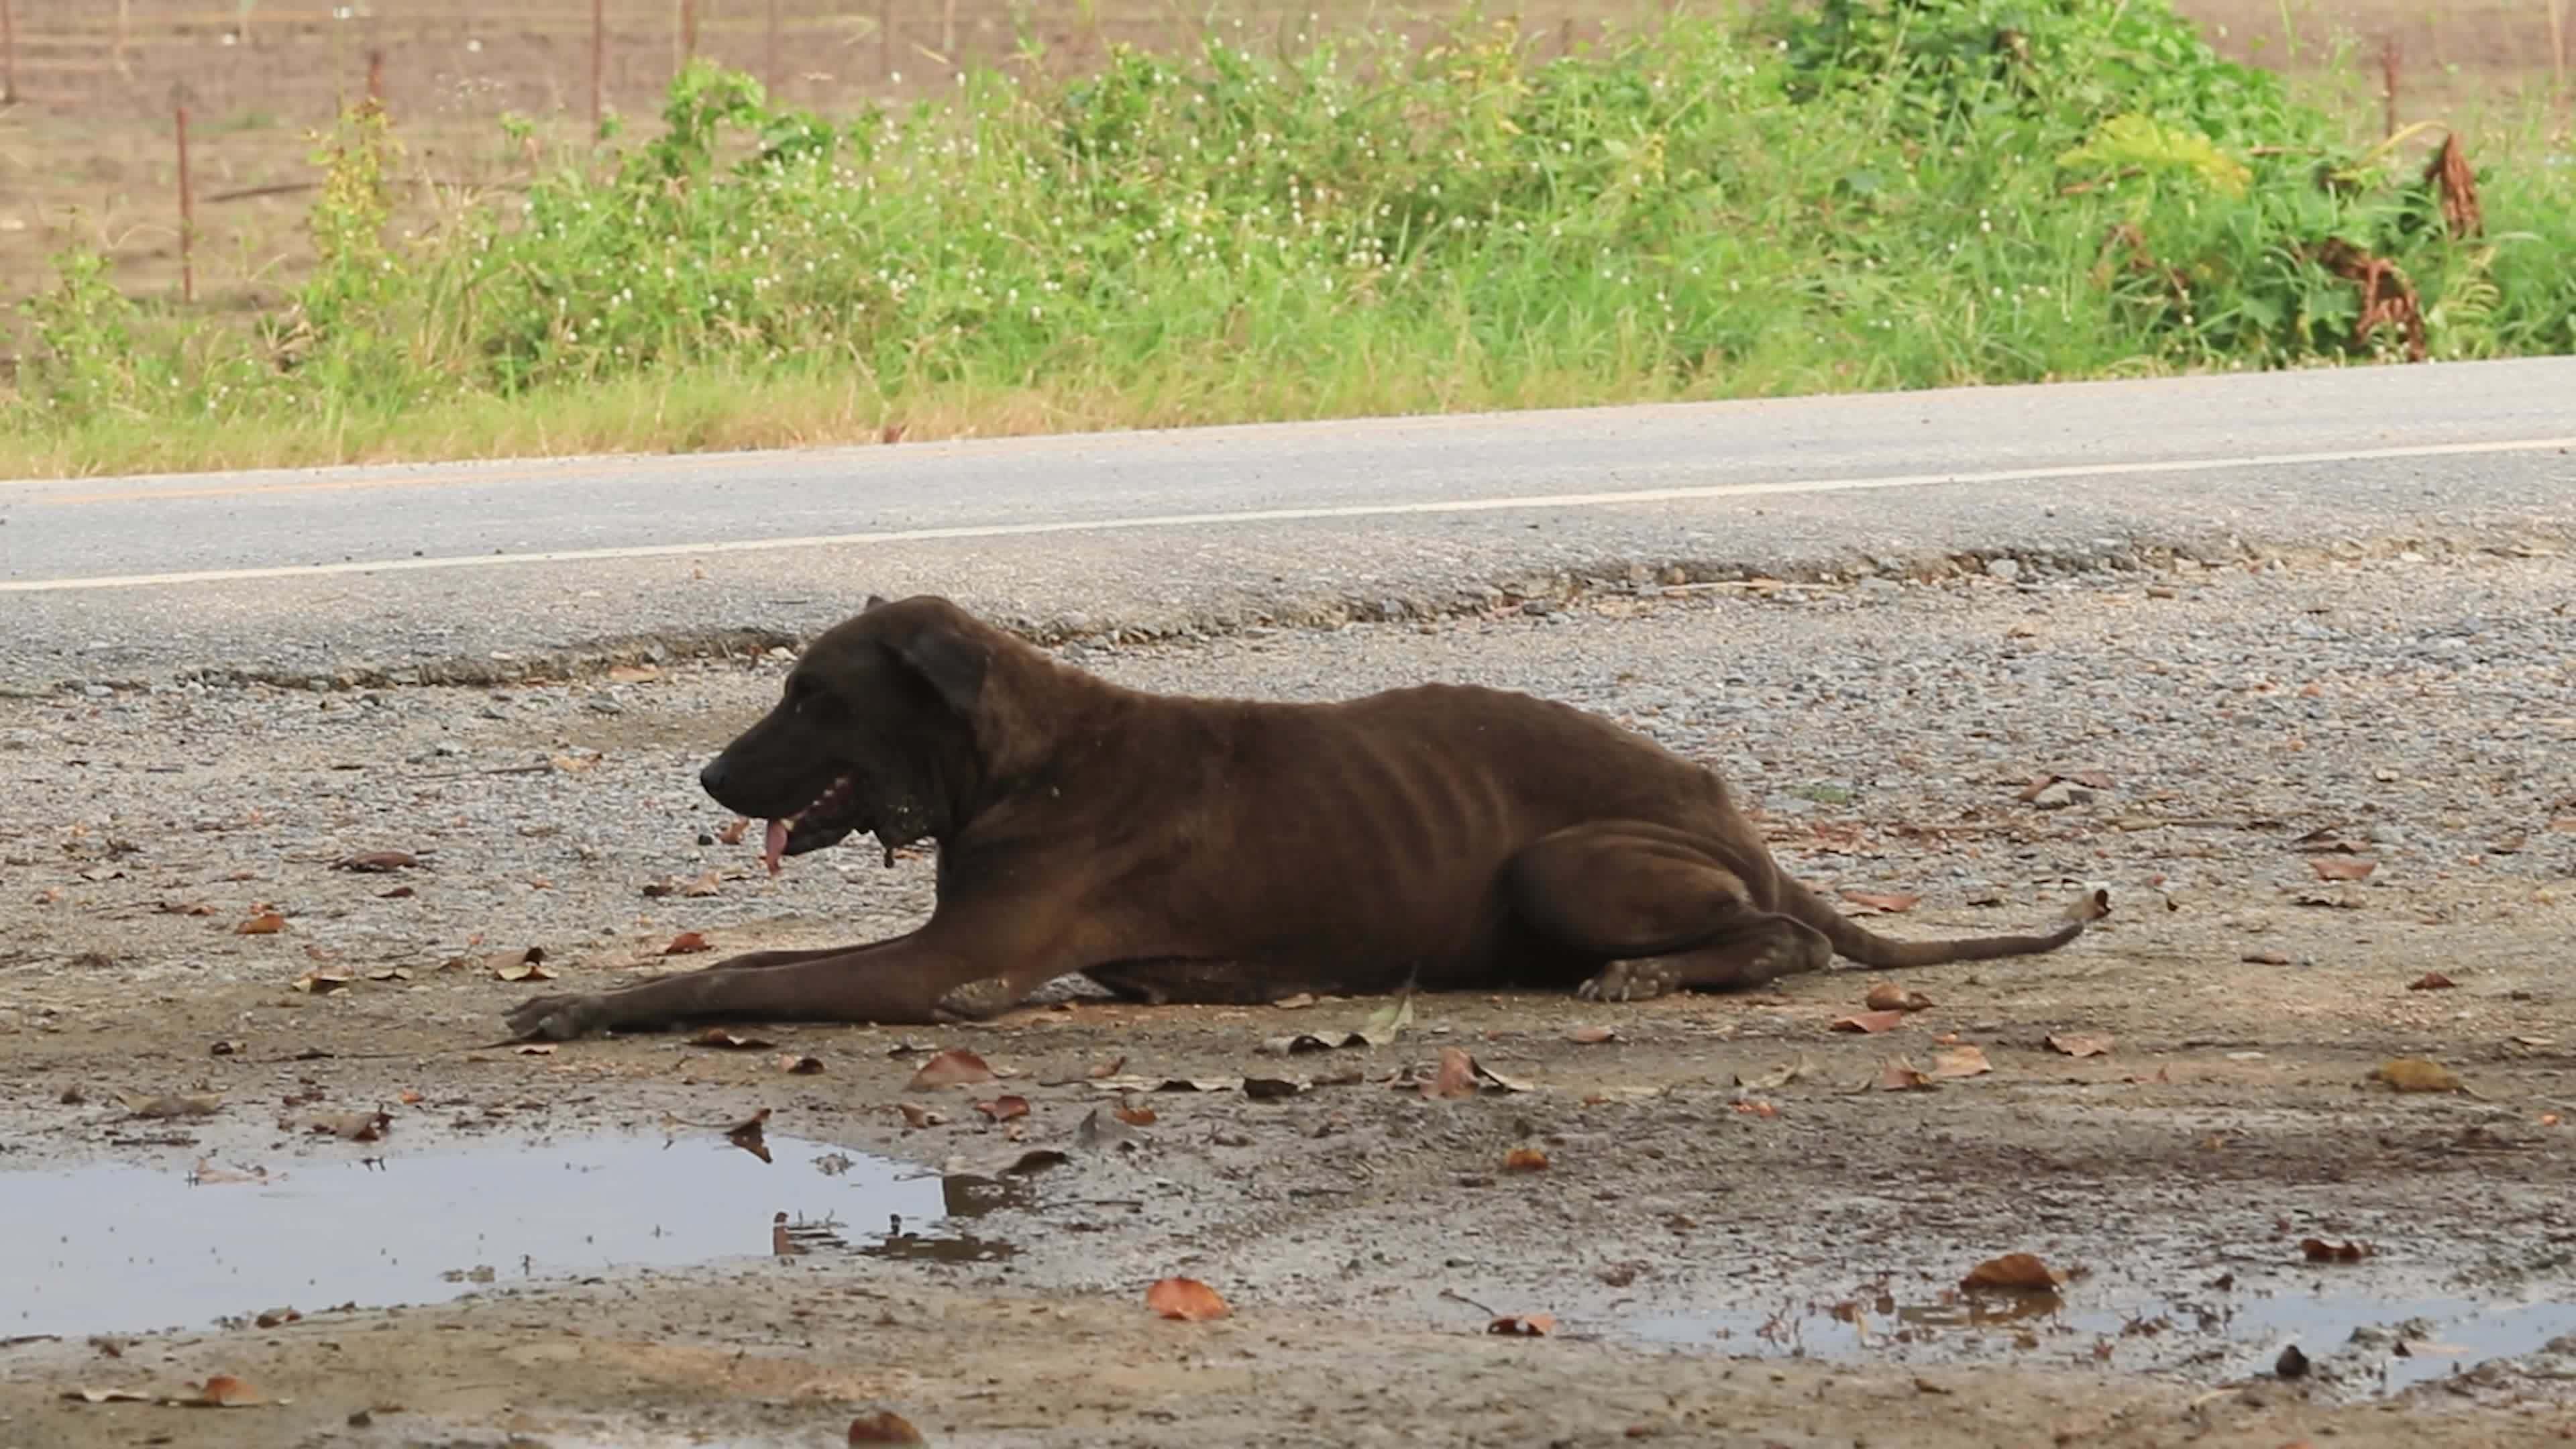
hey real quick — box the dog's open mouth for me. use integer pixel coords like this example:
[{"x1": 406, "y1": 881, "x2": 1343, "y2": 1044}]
[{"x1": 760, "y1": 773, "x2": 865, "y2": 875}]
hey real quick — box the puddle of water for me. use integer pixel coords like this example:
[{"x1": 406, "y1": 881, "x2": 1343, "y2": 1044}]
[
  {"x1": 0, "y1": 1133, "x2": 1027, "y2": 1342},
  {"x1": 1625, "y1": 1286, "x2": 2576, "y2": 1395}
]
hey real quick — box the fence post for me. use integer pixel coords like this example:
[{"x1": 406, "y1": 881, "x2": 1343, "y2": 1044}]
[
  {"x1": 2378, "y1": 34, "x2": 2400, "y2": 140},
  {"x1": 591, "y1": 0, "x2": 606, "y2": 131},
  {"x1": 879, "y1": 0, "x2": 894, "y2": 83},
  {"x1": 679, "y1": 0, "x2": 698, "y2": 69},
  {"x1": 174, "y1": 88, "x2": 197, "y2": 305},
  {"x1": 767, "y1": 0, "x2": 782, "y2": 93},
  {"x1": 2, "y1": 0, "x2": 17, "y2": 107},
  {"x1": 368, "y1": 48, "x2": 385, "y2": 105}
]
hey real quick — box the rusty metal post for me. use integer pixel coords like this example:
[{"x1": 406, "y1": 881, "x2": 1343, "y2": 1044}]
[
  {"x1": 367, "y1": 48, "x2": 384, "y2": 105},
  {"x1": 174, "y1": 90, "x2": 197, "y2": 305},
  {"x1": 591, "y1": 0, "x2": 606, "y2": 131},
  {"x1": 679, "y1": 0, "x2": 698, "y2": 67}
]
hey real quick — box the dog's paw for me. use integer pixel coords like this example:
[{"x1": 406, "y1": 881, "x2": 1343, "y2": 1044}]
[
  {"x1": 1576, "y1": 959, "x2": 1677, "y2": 1004},
  {"x1": 932, "y1": 975, "x2": 1022, "y2": 1022},
  {"x1": 504, "y1": 992, "x2": 614, "y2": 1042}
]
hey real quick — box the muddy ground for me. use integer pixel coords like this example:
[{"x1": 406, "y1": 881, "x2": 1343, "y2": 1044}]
[{"x1": 3, "y1": 549, "x2": 2575, "y2": 1448}]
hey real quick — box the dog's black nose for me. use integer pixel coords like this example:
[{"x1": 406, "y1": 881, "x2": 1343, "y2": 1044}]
[{"x1": 698, "y1": 757, "x2": 730, "y2": 797}]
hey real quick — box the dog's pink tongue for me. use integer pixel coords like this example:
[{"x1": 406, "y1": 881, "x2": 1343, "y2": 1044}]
[{"x1": 761, "y1": 820, "x2": 789, "y2": 876}]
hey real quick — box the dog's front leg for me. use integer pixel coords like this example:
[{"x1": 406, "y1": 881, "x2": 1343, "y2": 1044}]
[{"x1": 503, "y1": 919, "x2": 1056, "y2": 1039}]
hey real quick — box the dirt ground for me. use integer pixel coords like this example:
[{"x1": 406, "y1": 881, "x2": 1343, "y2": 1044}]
[
  {"x1": 3, "y1": 548, "x2": 2574, "y2": 1447},
  {"x1": 1, "y1": 0, "x2": 2565, "y2": 322}
]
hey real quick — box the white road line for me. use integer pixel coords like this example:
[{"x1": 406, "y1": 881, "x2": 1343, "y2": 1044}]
[{"x1": 6, "y1": 435, "x2": 2570, "y2": 594}]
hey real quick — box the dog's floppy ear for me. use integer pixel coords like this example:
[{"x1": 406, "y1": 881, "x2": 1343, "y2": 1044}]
[{"x1": 882, "y1": 613, "x2": 987, "y2": 717}]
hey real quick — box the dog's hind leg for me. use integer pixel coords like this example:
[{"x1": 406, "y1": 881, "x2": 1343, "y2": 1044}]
[{"x1": 1505, "y1": 821, "x2": 1830, "y2": 1002}]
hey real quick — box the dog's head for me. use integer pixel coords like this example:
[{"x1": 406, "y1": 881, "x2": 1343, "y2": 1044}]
[{"x1": 698, "y1": 595, "x2": 996, "y2": 865}]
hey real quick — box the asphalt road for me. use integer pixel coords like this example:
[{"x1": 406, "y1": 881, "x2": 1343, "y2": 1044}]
[{"x1": 2, "y1": 357, "x2": 2570, "y2": 692}]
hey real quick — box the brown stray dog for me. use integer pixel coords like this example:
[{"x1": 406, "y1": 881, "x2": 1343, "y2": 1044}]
[{"x1": 505, "y1": 595, "x2": 2107, "y2": 1039}]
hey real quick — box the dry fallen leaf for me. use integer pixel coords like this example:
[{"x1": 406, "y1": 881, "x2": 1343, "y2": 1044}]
[
  {"x1": 1422, "y1": 1046, "x2": 1480, "y2": 1100},
  {"x1": 724, "y1": 1108, "x2": 773, "y2": 1163},
  {"x1": 1144, "y1": 1277, "x2": 1231, "y2": 1322},
  {"x1": 1113, "y1": 1103, "x2": 1158, "y2": 1126},
  {"x1": 61, "y1": 1387, "x2": 152, "y2": 1403},
  {"x1": 493, "y1": 957, "x2": 553, "y2": 983},
  {"x1": 687, "y1": 1027, "x2": 775, "y2": 1051},
  {"x1": 1961, "y1": 1252, "x2": 2070, "y2": 1292},
  {"x1": 2311, "y1": 857, "x2": 2378, "y2": 881},
  {"x1": 1732, "y1": 1099, "x2": 1779, "y2": 1118},
  {"x1": 975, "y1": 1095, "x2": 1031, "y2": 1122},
  {"x1": 116, "y1": 1091, "x2": 223, "y2": 1120},
  {"x1": 290, "y1": 967, "x2": 354, "y2": 996},
  {"x1": 235, "y1": 912, "x2": 286, "y2": 936},
  {"x1": 1864, "y1": 983, "x2": 1934, "y2": 1014},
  {"x1": 186, "y1": 1374, "x2": 266, "y2": 1407},
  {"x1": 1503, "y1": 1146, "x2": 1550, "y2": 1173},
  {"x1": 2300, "y1": 1237, "x2": 2372, "y2": 1263},
  {"x1": 1833, "y1": 1010, "x2": 1908, "y2": 1035},
  {"x1": 2406, "y1": 971, "x2": 2457, "y2": 991},
  {"x1": 1931, "y1": 1045, "x2": 1993, "y2": 1079},
  {"x1": 908, "y1": 1047, "x2": 998, "y2": 1091},
  {"x1": 714, "y1": 818, "x2": 751, "y2": 845},
  {"x1": 2371, "y1": 1057, "x2": 2463, "y2": 1093},
  {"x1": 305, "y1": 1110, "x2": 391, "y2": 1142},
  {"x1": 663, "y1": 931, "x2": 713, "y2": 955},
  {"x1": 894, "y1": 1102, "x2": 945, "y2": 1130},
  {"x1": 331, "y1": 851, "x2": 419, "y2": 873},
  {"x1": 2045, "y1": 1032, "x2": 2114, "y2": 1059},
  {"x1": 1487, "y1": 1313, "x2": 1558, "y2": 1336},
  {"x1": 1567, "y1": 1024, "x2": 1621, "y2": 1044},
  {"x1": 778, "y1": 1055, "x2": 825, "y2": 1075},
  {"x1": 607, "y1": 663, "x2": 661, "y2": 685},
  {"x1": 845, "y1": 1409, "x2": 928, "y2": 1444},
  {"x1": 1839, "y1": 890, "x2": 1921, "y2": 914},
  {"x1": 1736, "y1": 1057, "x2": 1809, "y2": 1090},
  {"x1": 1876, "y1": 1057, "x2": 1936, "y2": 1091}
]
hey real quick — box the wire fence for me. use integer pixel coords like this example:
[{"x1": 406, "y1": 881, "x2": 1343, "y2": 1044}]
[{"x1": 1, "y1": 1, "x2": 2565, "y2": 130}]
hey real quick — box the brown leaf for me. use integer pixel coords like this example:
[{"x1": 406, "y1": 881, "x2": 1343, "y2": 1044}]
[
  {"x1": 186, "y1": 1374, "x2": 265, "y2": 1407},
  {"x1": 1876, "y1": 1057, "x2": 1935, "y2": 1091},
  {"x1": 2370, "y1": 1057, "x2": 2462, "y2": 1093},
  {"x1": 160, "y1": 900, "x2": 219, "y2": 916},
  {"x1": 2311, "y1": 857, "x2": 2378, "y2": 881},
  {"x1": 1566, "y1": 1024, "x2": 1621, "y2": 1044},
  {"x1": 290, "y1": 967, "x2": 353, "y2": 995},
  {"x1": 331, "y1": 851, "x2": 419, "y2": 873},
  {"x1": 62, "y1": 1387, "x2": 153, "y2": 1403},
  {"x1": 663, "y1": 931, "x2": 713, "y2": 955},
  {"x1": 1864, "y1": 984, "x2": 1933, "y2": 1014},
  {"x1": 493, "y1": 957, "x2": 553, "y2": 983},
  {"x1": 1839, "y1": 890, "x2": 1921, "y2": 914},
  {"x1": 1487, "y1": 1313, "x2": 1558, "y2": 1336},
  {"x1": 1931, "y1": 1045, "x2": 1992, "y2": 1079},
  {"x1": 2045, "y1": 1032, "x2": 2114, "y2": 1059},
  {"x1": 1960, "y1": 1252, "x2": 2069, "y2": 1291},
  {"x1": 236, "y1": 911, "x2": 287, "y2": 935},
  {"x1": 1503, "y1": 1146, "x2": 1550, "y2": 1173},
  {"x1": 515, "y1": 1043, "x2": 557, "y2": 1056},
  {"x1": 116, "y1": 1091, "x2": 223, "y2": 1119},
  {"x1": 2300, "y1": 1237, "x2": 2372, "y2": 1263},
  {"x1": 846, "y1": 1409, "x2": 928, "y2": 1444},
  {"x1": 441, "y1": 945, "x2": 544, "y2": 974},
  {"x1": 894, "y1": 1103, "x2": 945, "y2": 1130},
  {"x1": 1732, "y1": 1099, "x2": 1778, "y2": 1118},
  {"x1": 908, "y1": 1048, "x2": 998, "y2": 1091},
  {"x1": 724, "y1": 1108, "x2": 773, "y2": 1163},
  {"x1": 714, "y1": 817, "x2": 751, "y2": 845},
  {"x1": 1113, "y1": 1104, "x2": 1158, "y2": 1126},
  {"x1": 686, "y1": 1027, "x2": 775, "y2": 1050},
  {"x1": 975, "y1": 1095, "x2": 1030, "y2": 1122},
  {"x1": 1832, "y1": 1010, "x2": 1908, "y2": 1035},
  {"x1": 1422, "y1": 1046, "x2": 1480, "y2": 1099},
  {"x1": 2406, "y1": 971, "x2": 2457, "y2": 991},
  {"x1": 778, "y1": 1055, "x2": 825, "y2": 1075},
  {"x1": 306, "y1": 1110, "x2": 390, "y2": 1142},
  {"x1": 2242, "y1": 949, "x2": 2292, "y2": 965},
  {"x1": 1144, "y1": 1277, "x2": 1231, "y2": 1322},
  {"x1": 1086, "y1": 1055, "x2": 1128, "y2": 1079}
]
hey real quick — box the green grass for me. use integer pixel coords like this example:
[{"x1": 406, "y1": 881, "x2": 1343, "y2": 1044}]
[{"x1": 7, "y1": 0, "x2": 2573, "y2": 479}]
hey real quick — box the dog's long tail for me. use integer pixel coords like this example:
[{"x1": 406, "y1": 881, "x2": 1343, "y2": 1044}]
[{"x1": 1777, "y1": 878, "x2": 2109, "y2": 969}]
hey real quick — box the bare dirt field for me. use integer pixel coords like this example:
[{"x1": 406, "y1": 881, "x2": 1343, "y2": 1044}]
[
  {"x1": 1, "y1": 0, "x2": 2566, "y2": 319},
  {"x1": 3, "y1": 547, "x2": 2573, "y2": 1447}
]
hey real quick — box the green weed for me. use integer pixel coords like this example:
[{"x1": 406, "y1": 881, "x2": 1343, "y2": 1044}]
[{"x1": 6, "y1": 0, "x2": 2572, "y2": 476}]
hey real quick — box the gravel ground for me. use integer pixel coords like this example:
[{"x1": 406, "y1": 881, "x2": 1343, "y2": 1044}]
[{"x1": 3, "y1": 547, "x2": 2575, "y2": 1448}]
